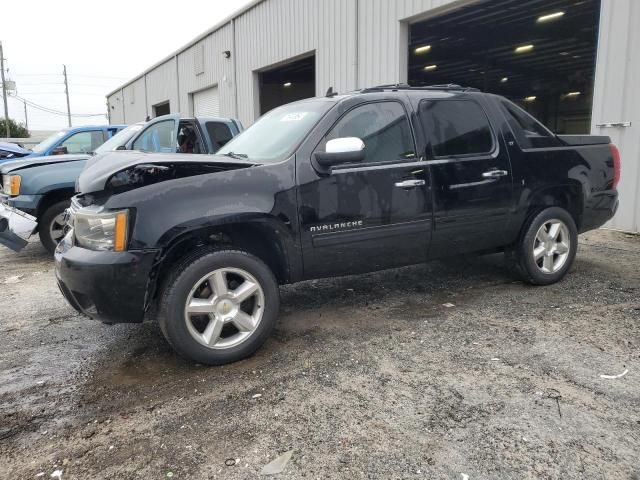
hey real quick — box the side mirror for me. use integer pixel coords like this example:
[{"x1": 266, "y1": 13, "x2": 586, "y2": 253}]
[
  {"x1": 52, "y1": 146, "x2": 68, "y2": 155},
  {"x1": 313, "y1": 137, "x2": 365, "y2": 173},
  {"x1": 115, "y1": 145, "x2": 127, "y2": 150}
]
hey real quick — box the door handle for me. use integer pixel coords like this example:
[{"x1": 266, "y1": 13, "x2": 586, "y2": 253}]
[
  {"x1": 482, "y1": 169, "x2": 508, "y2": 179},
  {"x1": 394, "y1": 179, "x2": 426, "y2": 188}
]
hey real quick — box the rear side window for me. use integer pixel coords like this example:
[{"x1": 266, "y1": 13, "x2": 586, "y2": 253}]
[
  {"x1": 419, "y1": 99, "x2": 494, "y2": 157},
  {"x1": 206, "y1": 122, "x2": 234, "y2": 152},
  {"x1": 499, "y1": 100, "x2": 559, "y2": 149},
  {"x1": 321, "y1": 101, "x2": 416, "y2": 164}
]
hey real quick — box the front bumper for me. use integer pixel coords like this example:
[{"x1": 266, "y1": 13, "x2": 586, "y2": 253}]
[
  {"x1": 0, "y1": 201, "x2": 38, "y2": 251},
  {"x1": 54, "y1": 232, "x2": 159, "y2": 324}
]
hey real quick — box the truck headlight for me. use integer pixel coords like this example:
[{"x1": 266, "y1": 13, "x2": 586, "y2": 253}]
[
  {"x1": 2, "y1": 175, "x2": 21, "y2": 196},
  {"x1": 74, "y1": 209, "x2": 129, "y2": 252}
]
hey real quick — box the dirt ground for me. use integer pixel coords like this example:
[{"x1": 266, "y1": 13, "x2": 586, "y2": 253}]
[{"x1": 0, "y1": 229, "x2": 639, "y2": 479}]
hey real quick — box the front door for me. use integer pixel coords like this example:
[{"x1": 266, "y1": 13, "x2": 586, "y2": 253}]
[
  {"x1": 297, "y1": 100, "x2": 433, "y2": 279},
  {"x1": 417, "y1": 97, "x2": 514, "y2": 256}
]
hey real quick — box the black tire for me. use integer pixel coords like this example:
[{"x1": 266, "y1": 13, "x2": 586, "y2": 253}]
[
  {"x1": 157, "y1": 248, "x2": 280, "y2": 365},
  {"x1": 509, "y1": 206, "x2": 578, "y2": 285},
  {"x1": 39, "y1": 200, "x2": 70, "y2": 254}
]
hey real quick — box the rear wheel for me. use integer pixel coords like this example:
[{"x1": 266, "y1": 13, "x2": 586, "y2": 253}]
[
  {"x1": 509, "y1": 207, "x2": 578, "y2": 285},
  {"x1": 39, "y1": 200, "x2": 70, "y2": 254},
  {"x1": 157, "y1": 248, "x2": 280, "y2": 365}
]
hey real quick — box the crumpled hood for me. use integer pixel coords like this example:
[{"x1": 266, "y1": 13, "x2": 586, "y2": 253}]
[
  {"x1": 0, "y1": 153, "x2": 91, "y2": 174},
  {"x1": 0, "y1": 141, "x2": 32, "y2": 157},
  {"x1": 77, "y1": 151, "x2": 257, "y2": 194}
]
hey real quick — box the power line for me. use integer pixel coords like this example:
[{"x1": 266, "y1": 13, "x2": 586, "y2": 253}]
[{"x1": 8, "y1": 93, "x2": 105, "y2": 118}]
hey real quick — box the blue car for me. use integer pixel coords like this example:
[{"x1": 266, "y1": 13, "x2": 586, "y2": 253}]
[{"x1": 0, "y1": 125, "x2": 127, "y2": 164}]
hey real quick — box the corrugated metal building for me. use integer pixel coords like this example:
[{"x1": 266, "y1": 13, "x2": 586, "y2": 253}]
[{"x1": 107, "y1": 0, "x2": 639, "y2": 232}]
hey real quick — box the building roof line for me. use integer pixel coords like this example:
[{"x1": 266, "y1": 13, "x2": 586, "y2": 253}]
[{"x1": 106, "y1": 0, "x2": 266, "y2": 98}]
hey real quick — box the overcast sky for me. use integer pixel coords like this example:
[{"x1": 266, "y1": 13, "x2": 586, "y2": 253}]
[{"x1": 2, "y1": 0, "x2": 253, "y2": 132}]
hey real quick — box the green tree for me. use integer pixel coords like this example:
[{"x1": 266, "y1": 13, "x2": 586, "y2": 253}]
[{"x1": 0, "y1": 118, "x2": 29, "y2": 138}]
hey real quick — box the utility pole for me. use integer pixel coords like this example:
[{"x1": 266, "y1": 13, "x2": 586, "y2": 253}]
[
  {"x1": 23, "y1": 99, "x2": 28, "y2": 132},
  {"x1": 0, "y1": 41, "x2": 10, "y2": 139},
  {"x1": 63, "y1": 64, "x2": 71, "y2": 127}
]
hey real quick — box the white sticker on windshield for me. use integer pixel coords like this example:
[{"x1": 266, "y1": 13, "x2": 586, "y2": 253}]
[{"x1": 280, "y1": 112, "x2": 308, "y2": 122}]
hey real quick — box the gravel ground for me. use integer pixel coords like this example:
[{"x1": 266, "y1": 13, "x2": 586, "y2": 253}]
[{"x1": 0, "y1": 229, "x2": 639, "y2": 479}]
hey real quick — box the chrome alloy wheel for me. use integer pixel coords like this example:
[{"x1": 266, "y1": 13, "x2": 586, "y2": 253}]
[
  {"x1": 533, "y1": 219, "x2": 571, "y2": 274},
  {"x1": 184, "y1": 268, "x2": 265, "y2": 349},
  {"x1": 49, "y1": 212, "x2": 67, "y2": 243}
]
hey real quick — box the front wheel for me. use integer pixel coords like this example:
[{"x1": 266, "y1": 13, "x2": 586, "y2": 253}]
[
  {"x1": 509, "y1": 207, "x2": 578, "y2": 285},
  {"x1": 157, "y1": 248, "x2": 280, "y2": 365},
  {"x1": 40, "y1": 200, "x2": 70, "y2": 254}
]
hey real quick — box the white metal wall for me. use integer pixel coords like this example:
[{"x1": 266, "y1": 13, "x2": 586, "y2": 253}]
[
  {"x1": 122, "y1": 77, "x2": 147, "y2": 123},
  {"x1": 591, "y1": 0, "x2": 640, "y2": 232},
  {"x1": 178, "y1": 23, "x2": 235, "y2": 118},
  {"x1": 234, "y1": 0, "x2": 358, "y2": 123},
  {"x1": 106, "y1": 0, "x2": 639, "y2": 231}
]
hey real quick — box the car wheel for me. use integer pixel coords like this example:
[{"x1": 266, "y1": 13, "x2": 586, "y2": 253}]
[
  {"x1": 157, "y1": 248, "x2": 280, "y2": 365},
  {"x1": 40, "y1": 200, "x2": 70, "y2": 254},
  {"x1": 510, "y1": 206, "x2": 578, "y2": 285}
]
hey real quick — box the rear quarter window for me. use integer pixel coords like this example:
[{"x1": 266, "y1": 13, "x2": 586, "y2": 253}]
[{"x1": 498, "y1": 99, "x2": 560, "y2": 149}]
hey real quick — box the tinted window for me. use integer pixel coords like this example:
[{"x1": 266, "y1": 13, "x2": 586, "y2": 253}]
[
  {"x1": 206, "y1": 122, "x2": 234, "y2": 152},
  {"x1": 61, "y1": 130, "x2": 105, "y2": 154},
  {"x1": 499, "y1": 100, "x2": 559, "y2": 149},
  {"x1": 132, "y1": 120, "x2": 176, "y2": 153},
  {"x1": 322, "y1": 102, "x2": 415, "y2": 164},
  {"x1": 419, "y1": 100, "x2": 493, "y2": 157}
]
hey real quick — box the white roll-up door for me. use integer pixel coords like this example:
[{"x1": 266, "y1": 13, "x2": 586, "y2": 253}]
[{"x1": 193, "y1": 86, "x2": 220, "y2": 117}]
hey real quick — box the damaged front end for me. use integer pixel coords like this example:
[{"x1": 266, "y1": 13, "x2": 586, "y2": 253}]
[
  {"x1": 0, "y1": 201, "x2": 38, "y2": 252},
  {"x1": 105, "y1": 161, "x2": 254, "y2": 194}
]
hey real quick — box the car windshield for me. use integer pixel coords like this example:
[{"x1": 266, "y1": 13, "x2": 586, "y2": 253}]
[
  {"x1": 217, "y1": 99, "x2": 334, "y2": 162},
  {"x1": 94, "y1": 124, "x2": 144, "y2": 154},
  {"x1": 31, "y1": 130, "x2": 67, "y2": 154}
]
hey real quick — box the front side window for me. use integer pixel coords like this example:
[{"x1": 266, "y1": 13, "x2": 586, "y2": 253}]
[
  {"x1": 132, "y1": 120, "x2": 176, "y2": 153},
  {"x1": 321, "y1": 102, "x2": 416, "y2": 164},
  {"x1": 499, "y1": 100, "x2": 559, "y2": 149},
  {"x1": 61, "y1": 130, "x2": 105, "y2": 154},
  {"x1": 419, "y1": 99, "x2": 494, "y2": 157}
]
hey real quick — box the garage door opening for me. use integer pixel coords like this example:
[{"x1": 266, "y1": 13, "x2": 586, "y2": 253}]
[
  {"x1": 153, "y1": 101, "x2": 171, "y2": 117},
  {"x1": 408, "y1": 0, "x2": 601, "y2": 134},
  {"x1": 259, "y1": 55, "x2": 315, "y2": 115}
]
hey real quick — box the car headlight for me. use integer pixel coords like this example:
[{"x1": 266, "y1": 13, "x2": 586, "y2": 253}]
[
  {"x1": 2, "y1": 175, "x2": 21, "y2": 196},
  {"x1": 74, "y1": 209, "x2": 129, "y2": 252}
]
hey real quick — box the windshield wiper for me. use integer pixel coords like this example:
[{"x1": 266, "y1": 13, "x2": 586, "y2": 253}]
[{"x1": 222, "y1": 151, "x2": 249, "y2": 160}]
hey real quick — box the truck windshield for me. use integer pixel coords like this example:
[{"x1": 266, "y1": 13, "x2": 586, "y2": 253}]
[
  {"x1": 217, "y1": 100, "x2": 334, "y2": 162},
  {"x1": 31, "y1": 130, "x2": 67, "y2": 154},
  {"x1": 94, "y1": 123, "x2": 144, "y2": 154}
]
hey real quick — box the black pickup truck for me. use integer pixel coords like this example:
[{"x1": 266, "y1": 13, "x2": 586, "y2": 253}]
[{"x1": 54, "y1": 85, "x2": 620, "y2": 365}]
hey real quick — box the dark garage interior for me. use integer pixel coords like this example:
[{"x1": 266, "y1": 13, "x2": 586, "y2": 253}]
[
  {"x1": 408, "y1": 0, "x2": 601, "y2": 134},
  {"x1": 259, "y1": 55, "x2": 316, "y2": 115}
]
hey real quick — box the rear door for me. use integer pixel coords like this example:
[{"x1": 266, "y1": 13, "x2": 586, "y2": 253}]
[
  {"x1": 418, "y1": 96, "x2": 514, "y2": 256},
  {"x1": 297, "y1": 99, "x2": 432, "y2": 279}
]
